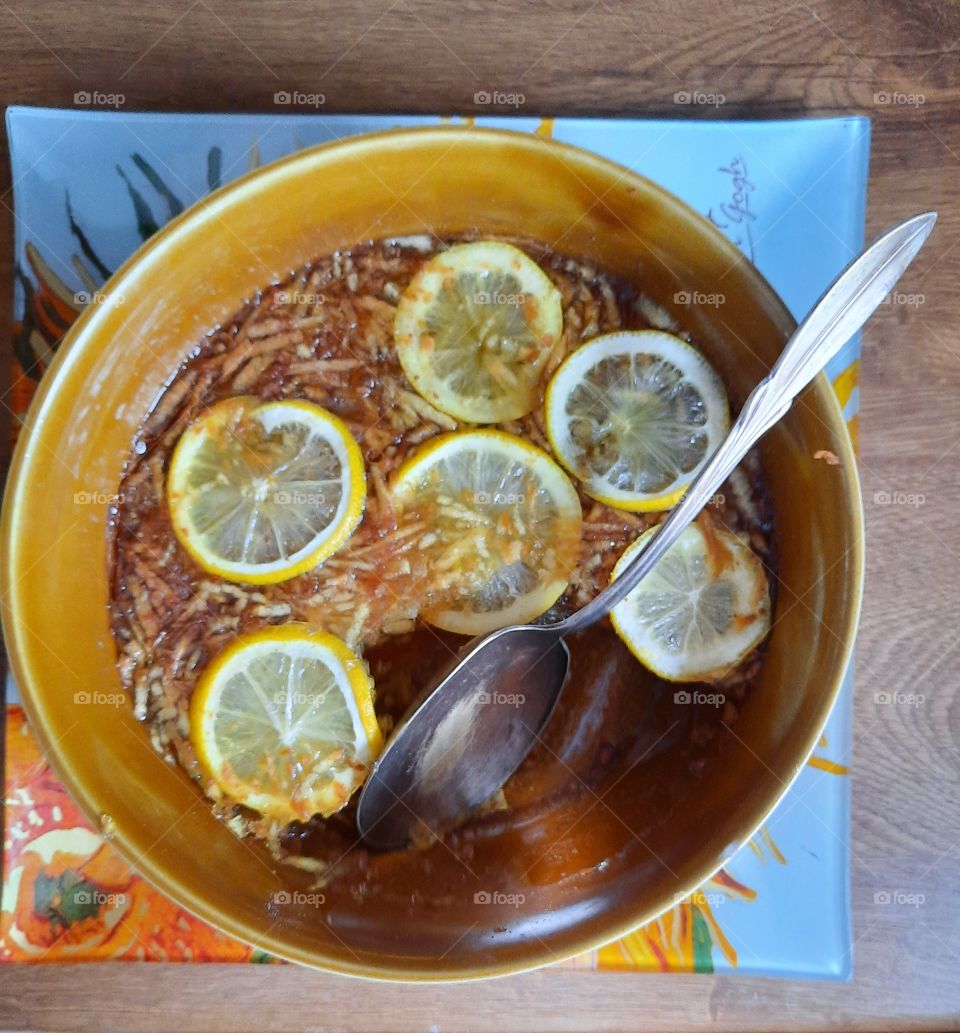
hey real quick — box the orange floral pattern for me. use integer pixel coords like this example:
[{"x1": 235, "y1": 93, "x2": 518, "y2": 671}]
[
  {"x1": 1, "y1": 706, "x2": 267, "y2": 963},
  {"x1": 2, "y1": 704, "x2": 754, "y2": 969}
]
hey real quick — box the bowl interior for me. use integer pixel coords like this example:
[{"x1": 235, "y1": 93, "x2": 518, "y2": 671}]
[{"x1": 1, "y1": 127, "x2": 862, "y2": 979}]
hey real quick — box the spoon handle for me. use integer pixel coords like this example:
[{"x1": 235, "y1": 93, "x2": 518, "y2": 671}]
[{"x1": 558, "y1": 211, "x2": 937, "y2": 637}]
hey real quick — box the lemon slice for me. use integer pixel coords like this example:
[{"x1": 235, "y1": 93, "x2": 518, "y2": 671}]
[
  {"x1": 391, "y1": 430, "x2": 582, "y2": 635},
  {"x1": 609, "y1": 518, "x2": 771, "y2": 682},
  {"x1": 190, "y1": 626, "x2": 383, "y2": 823},
  {"x1": 394, "y1": 241, "x2": 563, "y2": 423},
  {"x1": 545, "y1": 331, "x2": 730, "y2": 511},
  {"x1": 168, "y1": 397, "x2": 365, "y2": 584}
]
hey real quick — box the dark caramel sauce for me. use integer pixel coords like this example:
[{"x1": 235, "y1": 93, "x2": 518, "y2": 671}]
[{"x1": 278, "y1": 619, "x2": 750, "y2": 905}]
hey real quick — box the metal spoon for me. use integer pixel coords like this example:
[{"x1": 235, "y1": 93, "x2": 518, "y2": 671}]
[{"x1": 357, "y1": 211, "x2": 936, "y2": 850}]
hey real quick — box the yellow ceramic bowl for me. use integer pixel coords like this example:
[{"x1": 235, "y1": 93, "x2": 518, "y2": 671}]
[{"x1": 1, "y1": 127, "x2": 863, "y2": 980}]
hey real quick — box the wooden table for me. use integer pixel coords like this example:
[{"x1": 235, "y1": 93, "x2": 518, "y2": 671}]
[{"x1": 1, "y1": 2, "x2": 958, "y2": 1029}]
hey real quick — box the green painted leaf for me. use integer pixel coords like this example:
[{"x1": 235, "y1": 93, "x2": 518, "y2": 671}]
[
  {"x1": 116, "y1": 165, "x2": 159, "y2": 241},
  {"x1": 65, "y1": 191, "x2": 112, "y2": 280},
  {"x1": 691, "y1": 906, "x2": 714, "y2": 973},
  {"x1": 207, "y1": 146, "x2": 223, "y2": 192},
  {"x1": 131, "y1": 153, "x2": 184, "y2": 219},
  {"x1": 34, "y1": 870, "x2": 101, "y2": 930},
  {"x1": 12, "y1": 265, "x2": 41, "y2": 378}
]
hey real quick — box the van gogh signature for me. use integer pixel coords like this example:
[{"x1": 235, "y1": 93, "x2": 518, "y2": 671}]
[{"x1": 707, "y1": 156, "x2": 756, "y2": 261}]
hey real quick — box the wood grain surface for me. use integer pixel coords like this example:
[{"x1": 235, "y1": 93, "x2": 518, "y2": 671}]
[{"x1": 1, "y1": 1, "x2": 958, "y2": 1030}]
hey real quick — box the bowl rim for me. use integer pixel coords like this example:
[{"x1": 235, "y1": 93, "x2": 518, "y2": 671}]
[{"x1": 1, "y1": 124, "x2": 864, "y2": 981}]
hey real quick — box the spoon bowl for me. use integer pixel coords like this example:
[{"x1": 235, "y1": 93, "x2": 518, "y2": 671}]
[{"x1": 357, "y1": 624, "x2": 568, "y2": 850}]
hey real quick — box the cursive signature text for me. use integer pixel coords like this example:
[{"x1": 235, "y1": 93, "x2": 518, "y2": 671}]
[{"x1": 707, "y1": 155, "x2": 756, "y2": 261}]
